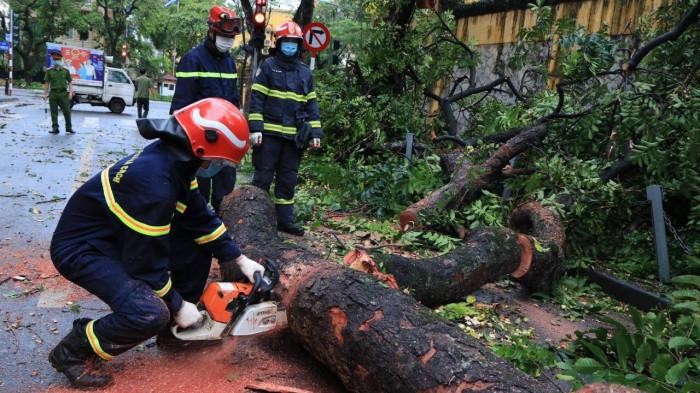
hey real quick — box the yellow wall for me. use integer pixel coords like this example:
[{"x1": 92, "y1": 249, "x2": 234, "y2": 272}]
[{"x1": 456, "y1": 0, "x2": 673, "y2": 45}]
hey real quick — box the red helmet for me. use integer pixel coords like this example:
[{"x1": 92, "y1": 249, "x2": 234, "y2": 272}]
[
  {"x1": 274, "y1": 21, "x2": 303, "y2": 41},
  {"x1": 174, "y1": 98, "x2": 250, "y2": 164},
  {"x1": 208, "y1": 5, "x2": 242, "y2": 38}
]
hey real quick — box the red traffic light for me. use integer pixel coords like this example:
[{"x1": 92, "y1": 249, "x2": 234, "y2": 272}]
[
  {"x1": 121, "y1": 51, "x2": 127, "y2": 57},
  {"x1": 255, "y1": 0, "x2": 266, "y2": 5},
  {"x1": 253, "y1": 12, "x2": 265, "y2": 26}
]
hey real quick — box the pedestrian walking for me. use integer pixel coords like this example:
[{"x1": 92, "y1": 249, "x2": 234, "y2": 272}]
[
  {"x1": 170, "y1": 5, "x2": 242, "y2": 215},
  {"x1": 43, "y1": 49, "x2": 74, "y2": 134},
  {"x1": 249, "y1": 21, "x2": 324, "y2": 236},
  {"x1": 134, "y1": 69, "x2": 152, "y2": 118}
]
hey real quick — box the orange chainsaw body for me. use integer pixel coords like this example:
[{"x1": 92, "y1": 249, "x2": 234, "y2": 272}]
[{"x1": 200, "y1": 282, "x2": 254, "y2": 323}]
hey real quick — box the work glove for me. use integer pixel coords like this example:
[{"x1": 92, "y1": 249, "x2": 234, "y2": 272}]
[
  {"x1": 234, "y1": 255, "x2": 265, "y2": 283},
  {"x1": 250, "y1": 132, "x2": 263, "y2": 146},
  {"x1": 174, "y1": 301, "x2": 203, "y2": 329},
  {"x1": 310, "y1": 138, "x2": 321, "y2": 149}
]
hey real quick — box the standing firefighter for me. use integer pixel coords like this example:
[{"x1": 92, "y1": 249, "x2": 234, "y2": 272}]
[
  {"x1": 43, "y1": 49, "x2": 74, "y2": 134},
  {"x1": 48, "y1": 98, "x2": 264, "y2": 388},
  {"x1": 170, "y1": 5, "x2": 242, "y2": 214},
  {"x1": 249, "y1": 21, "x2": 323, "y2": 236}
]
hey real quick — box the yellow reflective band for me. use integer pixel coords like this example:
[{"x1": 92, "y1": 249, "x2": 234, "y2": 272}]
[
  {"x1": 86, "y1": 320, "x2": 113, "y2": 361},
  {"x1": 248, "y1": 113, "x2": 264, "y2": 121},
  {"x1": 194, "y1": 223, "x2": 227, "y2": 245},
  {"x1": 101, "y1": 170, "x2": 170, "y2": 237},
  {"x1": 154, "y1": 277, "x2": 172, "y2": 298},
  {"x1": 176, "y1": 201, "x2": 187, "y2": 214},
  {"x1": 251, "y1": 83, "x2": 269, "y2": 95},
  {"x1": 306, "y1": 91, "x2": 317, "y2": 100},
  {"x1": 264, "y1": 122, "x2": 297, "y2": 135},
  {"x1": 274, "y1": 197, "x2": 294, "y2": 205},
  {"x1": 190, "y1": 179, "x2": 198, "y2": 190},
  {"x1": 251, "y1": 83, "x2": 308, "y2": 103},
  {"x1": 309, "y1": 120, "x2": 322, "y2": 128},
  {"x1": 176, "y1": 71, "x2": 237, "y2": 79}
]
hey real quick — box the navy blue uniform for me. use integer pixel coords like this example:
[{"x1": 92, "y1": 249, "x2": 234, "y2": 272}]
[
  {"x1": 170, "y1": 40, "x2": 239, "y2": 214},
  {"x1": 249, "y1": 55, "x2": 322, "y2": 225},
  {"x1": 50, "y1": 141, "x2": 241, "y2": 360}
]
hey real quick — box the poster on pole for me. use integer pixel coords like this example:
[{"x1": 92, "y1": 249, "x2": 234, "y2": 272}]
[{"x1": 46, "y1": 43, "x2": 105, "y2": 87}]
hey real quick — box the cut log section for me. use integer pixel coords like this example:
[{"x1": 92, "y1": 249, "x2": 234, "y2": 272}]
[
  {"x1": 378, "y1": 202, "x2": 565, "y2": 306},
  {"x1": 220, "y1": 186, "x2": 559, "y2": 393}
]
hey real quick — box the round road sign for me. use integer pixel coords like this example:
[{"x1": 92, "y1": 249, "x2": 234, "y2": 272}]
[{"x1": 302, "y1": 22, "x2": 331, "y2": 55}]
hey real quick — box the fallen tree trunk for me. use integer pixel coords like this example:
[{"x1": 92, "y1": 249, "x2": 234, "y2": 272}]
[
  {"x1": 400, "y1": 124, "x2": 547, "y2": 230},
  {"x1": 379, "y1": 202, "x2": 565, "y2": 306},
  {"x1": 220, "y1": 186, "x2": 559, "y2": 393}
]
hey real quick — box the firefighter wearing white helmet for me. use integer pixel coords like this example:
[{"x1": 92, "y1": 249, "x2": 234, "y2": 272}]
[{"x1": 248, "y1": 20, "x2": 323, "y2": 236}]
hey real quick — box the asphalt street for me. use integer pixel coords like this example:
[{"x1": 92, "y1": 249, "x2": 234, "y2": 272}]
[{"x1": 0, "y1": 90, "x2": 171, "y2": 392}]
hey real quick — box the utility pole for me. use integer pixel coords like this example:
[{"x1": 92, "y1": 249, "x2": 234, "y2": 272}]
[{"x1": 172, "y1": 0, "x2": 179, "y2": 77}]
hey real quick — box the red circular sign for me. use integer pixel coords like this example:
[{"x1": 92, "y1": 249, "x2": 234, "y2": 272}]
[{"x1": 302, "y1": 22, "x2": 331, "y2": 54}]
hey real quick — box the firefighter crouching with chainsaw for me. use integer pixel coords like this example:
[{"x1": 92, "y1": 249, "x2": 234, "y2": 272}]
[
  {"x1": 170, "y1": 5, "x2": 242, "y2": 215},
  {"x1": 48, "y1": 98, "x2": 264, "y2": 389},
  {"x1": 249, "y1": 21, "x2": 323, "y2": 236}
]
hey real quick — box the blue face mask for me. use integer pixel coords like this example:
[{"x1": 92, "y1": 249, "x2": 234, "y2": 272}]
[
  {"x1": 280, "y1": 42, "x2": 298, "y2": 57},
  {"x1": 196, "y1": 160, "x2": 226, "y2": 178}
]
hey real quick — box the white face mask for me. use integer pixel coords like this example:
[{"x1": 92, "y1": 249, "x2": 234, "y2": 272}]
[{"x1": 215, "y1": 36, "x2": 234, "y2": 53}]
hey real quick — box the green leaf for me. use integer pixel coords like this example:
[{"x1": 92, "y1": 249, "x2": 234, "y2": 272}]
[
  {"x1": 672, "y1": 275, "x2": 700, "y2": 288},
  {"x1": 671, "y1": 289, "x2": 700, "y2": 301},
  {"x1": 581, "y1": 341, "x2": 609, "y2": 366},
  {"x1": 613, "y1": 328, "x2": 632, "y2": 370},
  {"x1": 665, "y1": 360, "x2": 690, "y2": 385},
  {"x1": 668, "y1": 336, "x2": 696, "y2": 351},
  {"x1": 532, "y1": 237, "x2": 550, "y2": 252},
  {"x1": 652, "y1": 313, "x2": 668, "y2": 337},
  {"x1": 630, "y1": 307, "x2": 643, "y2": 332},
  {"x1": 574, "y1": 357, "x2": 604, "y2": 374},
  {"x1": 635, "y1": 341, "x2": 656, "y2": 373},
  {"x1": 556, "y1": 374, "x2": 575, "y2": 381},
  {"x1": 650, "y1": 354, "x2": 674, "y2": 380},
  {"x1": 673, "y1": 301, "x2": 700, "y2": 313}
]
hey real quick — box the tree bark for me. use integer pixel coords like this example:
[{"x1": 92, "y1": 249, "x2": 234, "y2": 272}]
[
  {"x1": 400, "y1": 124, "x2": 547, "y2": 229},
  {"x1": 380, "y1": 202, "x2": 564, "y2": 306},
  {"x1": 219, "y1": 186, "x2": 559, "y2": 393}
]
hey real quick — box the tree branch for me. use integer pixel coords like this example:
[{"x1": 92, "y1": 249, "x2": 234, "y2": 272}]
[{"x1": 624, "y1": 3, "x2": 700, "y2": 72}]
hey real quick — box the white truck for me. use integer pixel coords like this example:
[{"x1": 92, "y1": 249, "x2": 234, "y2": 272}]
[
  {"x1": 72, "y1": 67, "x2": 136, "y2": 114},
  {"x1": 46, "y1": 43, "x2": 135, "y2": 114}
]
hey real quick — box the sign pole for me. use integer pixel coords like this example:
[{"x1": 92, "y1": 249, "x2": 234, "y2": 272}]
[
  {"x1": 310, "y1": 55, "x2": 316, "y2": 71},
  {"x1": 8, "y1": 10, "x2": 13, "y2": 96}
]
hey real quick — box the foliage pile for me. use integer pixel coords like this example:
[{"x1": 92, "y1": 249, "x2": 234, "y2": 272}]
[{"x1": 307, "y1": 0, "x2": 699, "y2": 279}]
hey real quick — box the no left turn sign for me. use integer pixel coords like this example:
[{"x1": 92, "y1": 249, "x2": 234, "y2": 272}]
[{"x1": 302, "y1": 22, "x2": 331, "y2": 55}]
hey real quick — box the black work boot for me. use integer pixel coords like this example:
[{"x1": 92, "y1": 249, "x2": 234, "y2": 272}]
[
  {"x1": 278, "y1": 221, "x2": 305, "y2": 236},
  {"x1": 49, "y1": 318, "x2": 113, "y2": 389},
  {"x1": 49, "y1": 128, "x2": 59, "y2": 134},
  {"x1": 66, "y1": 129, "x2": 75, "y2": 134}
]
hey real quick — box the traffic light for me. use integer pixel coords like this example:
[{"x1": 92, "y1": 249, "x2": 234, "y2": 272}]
[
  {"x1": 11, "y1": 11, "x2": 20, "y2": 43},
  {"x1": 252, "y1": 0, "x2": 267, "y2": 49},
  {"x1": 121, "y1": 43, "x2": 128, "y2": 58}
]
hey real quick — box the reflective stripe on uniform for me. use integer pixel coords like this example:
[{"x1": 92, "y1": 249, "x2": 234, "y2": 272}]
[
  {"x1": 252, "y1": 83, "x2": 308, "y2": 103},
  {"x1": 194, "y1": 223, "x2": 227, "y2": 244},
  {"x1": 309, "y1": 120, "x2": 322, "y2": 128},
  {"x1": 263, "y1": 122, "x2": 297, "y2": 135},
  {"x1": 86, "y1": 320, "x2": 114, "y2": 361},
  {"x1": 176, "y1": 71, "x2": 237, "y2": 79},
  {"x1": 154, "y1": 277, "x2": 172, "y2": 297},
  {"x1": 274, "y1": 197, "x2": 294, "y2": 205},
  {"x1": 175, "y1": 201, "x2": 187, "y2": 214},
  {"x1": 306, "y1": 91, "x2": 317, "y2": 100},
  {"x1": 248, "y1": 113, "x2": 264, "y2": 121},
  {"x1": 190, "y1": 179, "x2": 198, "y2": 190},
  {"x1": 101, "y1": 169, "x2": 170, "y2": 237}
]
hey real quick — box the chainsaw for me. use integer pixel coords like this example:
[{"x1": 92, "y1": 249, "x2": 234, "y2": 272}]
[{"x1": 170, "y1": 258, "x2": 285, "y2": 341}]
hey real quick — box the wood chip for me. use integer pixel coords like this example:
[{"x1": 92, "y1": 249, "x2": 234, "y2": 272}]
[{"x1": 245, "y1": 382, "x2": 314, "y2": 393}]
